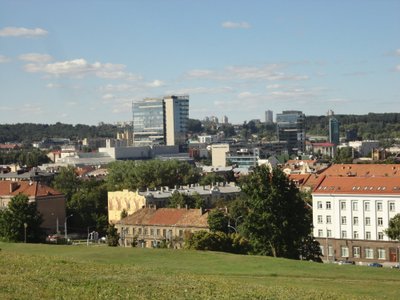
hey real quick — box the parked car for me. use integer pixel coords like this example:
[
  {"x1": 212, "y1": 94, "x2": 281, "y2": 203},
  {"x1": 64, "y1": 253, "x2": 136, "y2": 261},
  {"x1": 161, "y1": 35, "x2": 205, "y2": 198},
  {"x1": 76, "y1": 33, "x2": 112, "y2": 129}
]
[
  {"x1": 338, "y1": 260, "x2": 355, "y2": 265},
  {"x1": 391, "y1": 264, "x2": 400, "y2": 269},
  {"x1": 368, "y1": 262, "x2": 383, "y2": 268}
]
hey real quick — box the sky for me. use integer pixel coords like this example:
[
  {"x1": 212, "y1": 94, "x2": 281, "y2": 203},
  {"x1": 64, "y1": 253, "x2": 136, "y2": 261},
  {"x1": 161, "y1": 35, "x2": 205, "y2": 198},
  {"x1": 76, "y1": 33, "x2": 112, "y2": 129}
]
[{"x1": 0, "y1": 0, "x2": 399, "y2": 125}]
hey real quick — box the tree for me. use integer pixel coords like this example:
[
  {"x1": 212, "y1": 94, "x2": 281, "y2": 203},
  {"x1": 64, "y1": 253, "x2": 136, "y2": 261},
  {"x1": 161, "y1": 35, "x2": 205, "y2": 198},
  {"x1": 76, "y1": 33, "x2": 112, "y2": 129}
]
[
  {"x1": 385, "y1": 214, "x2": 400, "y2": 241},
  {"x1": 52, "y1": 166, "x2": 80, "y2": 201},
  {"x1": 0, "y1": 194, "x2": 43, "y2": 242},
  {"x1": 106, "y1": 224, "x2": 120, "y2": 246},
  {"x1": 240, "y1": 166, "x2": 312, "y2": 259},
  {"x1": 334, "y1": 147, "x2": 354, "y2": 163},
  {"x1": 207, "y1": 210, "x2": 229, "y2": 233},
  {"x1": 299, "y1": 236, "x2": 323, "y2": 262}
]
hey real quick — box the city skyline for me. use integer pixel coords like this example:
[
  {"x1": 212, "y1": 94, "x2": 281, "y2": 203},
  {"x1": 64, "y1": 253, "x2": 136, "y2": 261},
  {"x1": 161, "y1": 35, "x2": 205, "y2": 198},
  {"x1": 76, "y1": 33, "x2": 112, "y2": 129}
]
[{"x1": 0, "y1": 1, "x2": 399, "y2": 125}]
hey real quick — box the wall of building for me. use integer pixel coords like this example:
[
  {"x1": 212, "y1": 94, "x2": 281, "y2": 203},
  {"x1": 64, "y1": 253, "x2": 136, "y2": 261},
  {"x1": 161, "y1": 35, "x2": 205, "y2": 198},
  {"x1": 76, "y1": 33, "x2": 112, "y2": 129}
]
[
  {"x1": 108, "y1": 190, "x2": 147, "y2": 223},
  {"x1": 212, "y1": 144, "x2": 230, "y2": 167}
]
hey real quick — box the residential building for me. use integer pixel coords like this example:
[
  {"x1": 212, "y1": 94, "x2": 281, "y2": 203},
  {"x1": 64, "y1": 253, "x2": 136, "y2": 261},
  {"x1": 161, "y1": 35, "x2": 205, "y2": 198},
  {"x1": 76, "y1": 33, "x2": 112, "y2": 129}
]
[
  {"x1": 265, "y1": 110, "x2": 273, "y2": 124},
  {"x1": 312, "y1": 176, "x2": 400, "y2": 264},
  {"x1": 115, "y1": 207, "x2": 209, "y2": 248},
  {"x1": 312, "y1": 142, "x2": 336, "y2": 158},
  {"x1": 108, "y1": 182, "x2": 241, "y2": 224},
  {"x1": 0, "y1": 181, "x2": 66, "y2": 234},
  {"x1": 211, "y1": 144, "x2": 230, "y2": 167},
  {"x1": 276, "y1": 110, "x2": 306, "y2": 155}
]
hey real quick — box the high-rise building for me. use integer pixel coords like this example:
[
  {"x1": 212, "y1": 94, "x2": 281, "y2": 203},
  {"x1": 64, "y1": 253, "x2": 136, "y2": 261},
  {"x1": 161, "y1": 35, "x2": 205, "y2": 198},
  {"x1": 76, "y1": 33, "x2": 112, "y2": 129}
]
[
  {"x1": 132, "y1": 95, "x2": 189, "y2": 147},
  {"x1": 276, "y1": 110, "x2": 306, "y2": 155},
  {"x1": 265, "y1": 110, "x2": 273, "y2": 124},
  {"x1": 329, "y1": 116, "x2": 340, "y2": 145},
  {"x1": 221, "y1": 115, "x2": 229, "y2": 124}
]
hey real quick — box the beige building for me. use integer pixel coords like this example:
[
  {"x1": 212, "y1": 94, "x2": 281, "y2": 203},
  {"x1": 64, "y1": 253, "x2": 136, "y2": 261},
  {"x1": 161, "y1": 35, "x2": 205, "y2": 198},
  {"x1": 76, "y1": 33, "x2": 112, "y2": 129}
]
[
  {"x1": 115, "y1": 207, "x2": 209, "y2": 248},
  {"x1": 211, "y1": 144, "x2": 230, "y2": 167},
  {"x1": 108, "y1": 183, "x2": 241, "y2": 224}
]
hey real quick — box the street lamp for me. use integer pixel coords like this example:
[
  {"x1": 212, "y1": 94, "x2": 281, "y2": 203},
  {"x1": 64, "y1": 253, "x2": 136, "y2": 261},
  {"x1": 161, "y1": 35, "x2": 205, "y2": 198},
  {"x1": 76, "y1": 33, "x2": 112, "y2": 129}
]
[
  {"x1": 23, "y1": 223, "x2": 27, "y2": 243},
  {"x1": 227, "y1": 216, "x2": 243, "y2": 234},
  {"x1": 64, "y1": 214, "x2": 73, "y2": 240}
]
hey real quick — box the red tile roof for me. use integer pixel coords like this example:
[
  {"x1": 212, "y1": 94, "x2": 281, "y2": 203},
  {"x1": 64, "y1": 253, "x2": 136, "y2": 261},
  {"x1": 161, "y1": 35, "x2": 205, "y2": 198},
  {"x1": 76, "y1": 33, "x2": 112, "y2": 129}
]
[
  {"x1": 0, "y1": 181, "x2": 63, "y2": 197},
  {"x1": 320, "y1": 164, "x2": 400, "y2": 177},
  {"x1": 119, "y1": 208, "x2": 209, "y2": 228},
  {"x1": 313, "y1": 176, "x2": 400, "y2": 195}
]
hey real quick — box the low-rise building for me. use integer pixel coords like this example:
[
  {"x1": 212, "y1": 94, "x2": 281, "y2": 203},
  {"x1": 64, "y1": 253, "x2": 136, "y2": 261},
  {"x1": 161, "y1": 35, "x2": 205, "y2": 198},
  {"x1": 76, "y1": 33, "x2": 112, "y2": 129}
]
[
  {"x1": 115, "y1": 207, "x2": 209, "y2": 248},
  {"x1": 0, "y1": 181, "x2": 66, "y2": 234},
  {"x1": 312, "y1": 176, "x2": 400, "y2": 264},
  {"x1": 108, "y1": 182, "x2": 241, "y2": 224}
]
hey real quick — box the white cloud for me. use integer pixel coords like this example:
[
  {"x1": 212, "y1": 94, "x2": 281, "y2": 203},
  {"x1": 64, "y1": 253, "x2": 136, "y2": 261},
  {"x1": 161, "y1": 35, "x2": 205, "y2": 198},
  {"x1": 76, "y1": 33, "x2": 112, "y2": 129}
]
[
  {"x1": 186, "y1": 69, "x2": 215, "y2": 78},
  {"x1": 0, "y1": 54, "x2": 11, "y2": 63},
  {"x1": 0, "y1": 27, "x2": 48, "y2": 37},
  {"x1": 23, "y1": 58, "x2": 139, "y2": 80},
  {"x1": 238, "y1": 91, "x2": 260, "y2": 99},
  {"x1": 166, "y1": 86, "x2": 233, "y2": 95},
  {"x1": 19, "y1": 53, "x2": 53, "y2": 63},
  {"x1": 222, "y1": 21, "x2": 251, "y2": 29},
  {"x1": 146, "y1": 80, "x2": 165, "y2": 87},
  {"x1": 266, "y1": 84, "x2": 281, "y2": 89},
  {"x1": 46, "y1": 83, "x2": 61, "y2": 89}
]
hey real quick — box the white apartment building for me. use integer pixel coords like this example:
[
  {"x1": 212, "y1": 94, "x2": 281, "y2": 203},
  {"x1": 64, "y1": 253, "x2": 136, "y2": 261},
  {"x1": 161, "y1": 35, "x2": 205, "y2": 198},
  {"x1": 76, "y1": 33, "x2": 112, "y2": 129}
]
[{"x1": 313, "y1": 176, "x2": 400, "y2": 264}]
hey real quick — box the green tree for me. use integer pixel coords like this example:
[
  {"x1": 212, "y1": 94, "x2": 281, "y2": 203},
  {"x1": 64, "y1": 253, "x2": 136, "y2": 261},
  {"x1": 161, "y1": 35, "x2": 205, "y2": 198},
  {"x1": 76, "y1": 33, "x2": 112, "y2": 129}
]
[
  {"x1": 168, "y1": 192, "x2": 194, "y2": 208},
  {"x1": 334, "y1": 147, "x2": 354, "y2": 163},
  {"x1": 385, "y1": 214, "x2": 400, "y2": 241},
  {"x1": 240, "y1": 166, "x2": 311, "y2": 259},
  {"x1": 106, "y1": 224, "x2": 120, "y2": 246},
  {"x1": 299, "y1": 236, "x2": 323, "y2": 262},
  {"x1": 0, "y1": 194, "x2": 43, "y2": 242},
  {"x1": 52, "y1": 166, "x2": 80, "y2": 201},
  {"x1": 207, "y1": 210, "x2": 229, "y2": 233}
]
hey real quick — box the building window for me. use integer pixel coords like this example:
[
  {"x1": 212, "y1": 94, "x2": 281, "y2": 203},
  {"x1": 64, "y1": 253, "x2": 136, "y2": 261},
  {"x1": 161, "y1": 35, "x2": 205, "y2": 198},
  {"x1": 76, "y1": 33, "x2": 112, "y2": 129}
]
[
  {"x1": 378, "y1": 217, "x2": 383, "y2": 226},
  {"x1": 317, "y1": 215, "x2": 323, "y2": 224},
  {"x1": 320, "y1": 245, "x2": 324, "y2": 256},
  {"x1": 353, "y1": 231, "x2": 359, "y2": 239},
  {"x1": 326, "y1": 215, "x2": 332, "y2": 224},
  {"x1": 389, "y1": 202, "x2": 395, "y2": 212},
  {"x1": 364, "y1": 201, "x2": 370, "y2": 211},
  {"x1": 365, "y1": 231, "x2": 371, "y2": 240},
  {"x1": 156, "y1": 229, "x2": 160, "y2": 236},
  {"x1": 318, "y1": 229, "x2": 323, "y2": 237},
  {"x1": 377, "y1": 202, "x2": 383, "y2": 211},
  {"x1": 327, "y1": 230, "x2": 332, "y2": 238},
  {"x1": 353, "y1": 246, "x2": 360, "y2": 258},
  {"x1": 341, "y1": 231, "x2": 347, "y2": 239},
  {"x1": 138, "y1": 228, "x2": 142, "y2": 234},
  {"x1": 341, "y1": 216, "x2": 347, "y2": 225},
  {"x1": 179, "y1": 230, "x2": 183, "y2": 237},
  {"x1": 150, "y1": 229, "x2": 154, "y2": 236},
  {"x1": 341, "y1": 246, "x2": 349, "y2": 258},
  {"x1": 328, "y1": 246, "x2": 334, "y2": 257},
  {"x1": 132, "y1": 228, "x2": 135, "y2": 235},
  {"x1": 144, "y1": 228, "x2": 148, "y2": 235},
  {"x1": 317, "y1": 201, "x2": 323, "y2": 209},
  {"x1": 353, "y1": 217, "x2": 359, "y2": 226},
  {"x1": 365, "y1": 217, "x2": 371, "y2": 226},
  {"x1": 352, "y1": 202, "x2": 358, "y2": 211},
  {"x1": 163, "y1": 229, "x2": 166, "y2": 237},
  {"x1": 340, "y1": 201, "x2": 346, "y2": 210},
  {"x1": 326, "y1": 202, "x2": 331, "y2": 210},
  {"x1": 365, "y1": 247, "x2": 374, "y2": 259},
  {"x1": 378, "y1": 232, "x2": 384, "y2": 240},
  {"x1": 377, "y1": 248, "x2": 386, "y2": 260}
]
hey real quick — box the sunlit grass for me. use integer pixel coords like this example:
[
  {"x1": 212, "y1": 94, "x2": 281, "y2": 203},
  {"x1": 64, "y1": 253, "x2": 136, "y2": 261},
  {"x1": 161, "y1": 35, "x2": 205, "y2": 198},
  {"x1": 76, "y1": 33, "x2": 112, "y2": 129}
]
[{"x1": 1, "y1": 242, "x2": 399, "y2": 299}]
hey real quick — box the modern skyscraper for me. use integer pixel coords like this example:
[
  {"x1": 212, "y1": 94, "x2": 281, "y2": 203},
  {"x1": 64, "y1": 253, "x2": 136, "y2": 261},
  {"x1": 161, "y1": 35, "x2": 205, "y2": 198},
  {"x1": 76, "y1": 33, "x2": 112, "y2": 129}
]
[
  {"x1": 132, "y1": 95, "x2": 189, "y2": 147},
  {"x1": 265, "y1": 110, "x2": 273, "y2": 124},
  {"x1": 276, "y1": 110, "x2": 306, "y2": 155},
  {"x1": 329, "y1": 116, "x2": 340, "y2": 145}
]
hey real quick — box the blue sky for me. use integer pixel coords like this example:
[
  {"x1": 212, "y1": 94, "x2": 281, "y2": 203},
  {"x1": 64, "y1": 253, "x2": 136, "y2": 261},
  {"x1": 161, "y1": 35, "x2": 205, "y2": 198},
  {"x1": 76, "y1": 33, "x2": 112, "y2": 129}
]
[{"x1": 0, "y1": 0, "x2": 399, "y2": 125}]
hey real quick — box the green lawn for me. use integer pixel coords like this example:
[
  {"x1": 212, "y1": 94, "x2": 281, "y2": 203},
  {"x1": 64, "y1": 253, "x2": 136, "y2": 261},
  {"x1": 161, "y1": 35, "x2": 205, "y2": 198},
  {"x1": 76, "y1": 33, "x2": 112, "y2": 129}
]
[{"x1": 1, "y1": 242, "x2": 399, "y2": 299}]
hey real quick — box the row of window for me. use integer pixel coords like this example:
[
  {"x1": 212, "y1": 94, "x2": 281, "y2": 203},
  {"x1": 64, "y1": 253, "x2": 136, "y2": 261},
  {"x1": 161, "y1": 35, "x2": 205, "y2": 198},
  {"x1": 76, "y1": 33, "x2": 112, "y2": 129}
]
[
  {"x1": 321, "y1": 245, "x2": 387, "y2": 260},
  {"x1": 317, "y1": 229, "x2": 384, "y2": 240},
  {"x1": 121, "y1": 227, "x2": 186, "y2": 238},
  {"x1": 317, "y1": 215, "x2": 385, "y2": 226},
  {"x1": 317, "y1": 201, "x2": 396, "y2": 212}
]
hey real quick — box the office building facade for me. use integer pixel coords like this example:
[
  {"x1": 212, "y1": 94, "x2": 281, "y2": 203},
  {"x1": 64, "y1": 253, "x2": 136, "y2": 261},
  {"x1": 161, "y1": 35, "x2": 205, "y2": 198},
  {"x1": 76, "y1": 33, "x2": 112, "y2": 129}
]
[
  {"x1": 276, "y1": 110, "x2": 306, "y2": 155},
  {"x1": 265, "y1": 110, "x2": 273, "y2": 124},
  {"x1": 329, "y1": 116, "x2": 340, "y2": 145},
  {"x1": 132, "y1": 95, "x2": 189, "y2": 147}
]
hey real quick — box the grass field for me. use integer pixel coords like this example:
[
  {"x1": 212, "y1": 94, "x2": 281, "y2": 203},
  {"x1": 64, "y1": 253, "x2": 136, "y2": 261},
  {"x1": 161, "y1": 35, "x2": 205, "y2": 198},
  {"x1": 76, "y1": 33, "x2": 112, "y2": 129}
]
[{"x1": 1, "y1": 242, "x2": 400, "y2": 299}]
